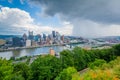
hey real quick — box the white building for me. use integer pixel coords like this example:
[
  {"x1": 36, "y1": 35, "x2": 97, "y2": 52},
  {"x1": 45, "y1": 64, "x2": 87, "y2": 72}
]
[{"x1": 26, "y1": 40, "x2": 31, "y2": 47}]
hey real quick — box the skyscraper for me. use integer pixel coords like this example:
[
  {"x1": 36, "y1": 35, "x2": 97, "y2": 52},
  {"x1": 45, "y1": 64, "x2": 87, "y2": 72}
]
[
  {"x1": 28, "y1": 31, "x2": 34, "y2": 40},
  {"x1": 35, "y1": 34, "x2": 41, "y2": 42},
  {"x1": 56, "y1": 32, "x2": 61, "y2": 41},
  {"x1": 43, "y1": 33, "x2": 46, "y2": 41},
  {"x1": 22, "y1": 33, "x2": 27, "y2": 46},
  {"x1": 61, "y1": 35, "x2": 64, "y2": 42},
  {"x1": 23, "y1": 33, "x2": 27, "y2": 41},
  {"x1": 52, "y1": 31, "x2": 56, "y2": 38}
]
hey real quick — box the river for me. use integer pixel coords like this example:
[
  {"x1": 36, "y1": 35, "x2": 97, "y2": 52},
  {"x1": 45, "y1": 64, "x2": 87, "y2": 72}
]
[{"x1": 0, "y1": 43, "x2": 86, "y2": 60}]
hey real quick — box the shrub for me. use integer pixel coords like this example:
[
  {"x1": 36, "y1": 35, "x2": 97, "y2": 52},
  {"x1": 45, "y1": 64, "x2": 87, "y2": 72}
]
[{"x1": 88, "y1": 59, "x2": 106, "y2": 69}]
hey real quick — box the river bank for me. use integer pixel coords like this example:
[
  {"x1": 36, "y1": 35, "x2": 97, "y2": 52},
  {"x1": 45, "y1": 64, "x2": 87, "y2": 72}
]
[
  {"x1": 0, "y1": 44, "x2": 69, "y2": 60},
  {"x1": 0, "y1": 43, "x2": 67, "y2": 52}
]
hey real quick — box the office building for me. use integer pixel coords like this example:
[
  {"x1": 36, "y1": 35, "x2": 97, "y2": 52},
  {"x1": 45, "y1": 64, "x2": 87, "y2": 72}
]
[
  {"x1": 52, "y1": 31, "x2": 56, "y2": 38},
  {"x1": 12, "y1": 37, "x2": 23, "y2": 47},
  {"x1": 56, "y1": 32, "x2": 61, "y2": 41},
  {"x1": 34, "y1": 34, "x2": 41, "y2": 42},
  {"x1": 23, "y1": 33, "x2": 27, "y2": 41},
  {"x1": 26, "y1": 40, "x2": 31, "y2": 47},
  {"x1": 49, "y1": 48, "x2": 55, "y2": 56},
  {"x1": 28, "y1": 31, "x2": 34, "y2": 40},
  {"x1": 43, "y1": 33, "x2": 46, "y2": 41},
  {"x1": 61, "y1": 35, "x2": 64, "y2": 42}
]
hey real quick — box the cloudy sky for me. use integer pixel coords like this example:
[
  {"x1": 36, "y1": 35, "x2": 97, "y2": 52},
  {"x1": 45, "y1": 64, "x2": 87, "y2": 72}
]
[{"x1": 0, "y1": 0, "x2": 120, "y2": 37}]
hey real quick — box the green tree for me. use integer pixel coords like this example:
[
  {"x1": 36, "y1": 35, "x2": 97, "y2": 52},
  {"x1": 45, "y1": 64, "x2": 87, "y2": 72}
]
[
  {"x1": 72, "y1": 47, "x2": 87, "y2": 70},
  {"x1": 60, "y1": 50, "x2": 74, "y2": 69},
  {"x1": 11, "y1": 75, "x2": 25, "y2": 80},
  {"x1": 99, "y1": 48, "x2": 115, "y2": 62},
  {"x1": 113, "y1": 44, "x2": 120, "y2": 56},
  {"x1": 55, "y1": 67, "x2": 77, "y2": 80},
  {"x1": 13, "y1": 62, "x2": 31, "y2": 80},
  {"x1": 0, "y1": 58, "x2": 13, "y2": 80},
  {"x1": 88, "y1": 59, "x2": 106, "y2": 69},
  {"x1": 30, "y1": 55, "x2": 61, "y2": 80}
]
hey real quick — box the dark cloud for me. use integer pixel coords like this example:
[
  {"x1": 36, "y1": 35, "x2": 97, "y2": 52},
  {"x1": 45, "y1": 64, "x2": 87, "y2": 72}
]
[
  {"x1": 29, "y1": 0, "x2": 120, "y2": 24},
  {"x1": 29, "y1": 0, "x2": 120, "y2": 37}
]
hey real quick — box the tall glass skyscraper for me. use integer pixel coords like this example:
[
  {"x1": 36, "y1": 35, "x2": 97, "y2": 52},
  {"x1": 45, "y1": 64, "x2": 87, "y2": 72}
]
[
  {"x1": 28, "y1": 31, "x2": 34, "y2": 40},
  {"x1": 52, "y1": 31, "x2": 56, "y2": 38}
]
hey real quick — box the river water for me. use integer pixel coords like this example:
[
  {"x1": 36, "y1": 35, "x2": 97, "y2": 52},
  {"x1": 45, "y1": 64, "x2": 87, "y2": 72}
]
[{"x1": 0, "y1": 43, "x2": 86, "y2": 60}]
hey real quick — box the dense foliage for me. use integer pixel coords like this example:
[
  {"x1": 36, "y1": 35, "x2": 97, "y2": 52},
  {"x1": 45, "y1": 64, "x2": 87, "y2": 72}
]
[
  {"x1": 30, "y1": 55, "x2": 61, "y2": 80},
  {"x1": 55, "y1": 67, "x2": 77, "y2": 80},
  {"x1": 0, "y1": 44, "x2": 120, "y2": 80},
  {"x1": 77, "y1": 57, "x2": 120, "y2": 80},
  {"x1": 12, "y1": 63, "x2": 32, "y2": 80},
  {"x1": 88, "y1": 59, "x2": 106, "y2": 69},
  {"x1": 0, "y1": 58, "x2": 13, "y2": 80}
]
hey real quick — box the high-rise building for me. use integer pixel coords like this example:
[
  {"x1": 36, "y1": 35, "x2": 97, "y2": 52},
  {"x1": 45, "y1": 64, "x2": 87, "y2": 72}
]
[
  {"x1": 56, "y1": 32, "x2": 61, "y2": 41},
  {"x1": 31, "y1": 40, "x2": 38, "y2": 46},
  {"x1": 52, "y1": 31, "x2": 56, "y2": 38},
  {"x1": 22, "y1": 33, "x2": 27, "y2": 42},
  {"x1": 22, "y1": 33, "x2": 27, "y2": 46},
  {"x1": 28, "y1": 31, "x2": 34, "y2": 40},
  {"x1": 12, "y1": 37, "x2": 23, "y2": 47},
  {"x1": 48, "y1": 34, "x2": 53, "y2": 40},
  {"x1": 38, "y1": 34, "x2": 42, "y2": 44},
  {"x1": 35, "y1": 34, "x2": 41, "y2": 42},
  {"x1": 26, "y1": 40, "x2": 31, "y2": 47},
  {"x1": 61, "y1": 35, "x2": 64, "y2": 42},
  {"x1": 34, "y1": 34, "x2": 42, "y2": 45},
  {"x1": 43, "y1": 33, "x2": 46, "y2": 41}
]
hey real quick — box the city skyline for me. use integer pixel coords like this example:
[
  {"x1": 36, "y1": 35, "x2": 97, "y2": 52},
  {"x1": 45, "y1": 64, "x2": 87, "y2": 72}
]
[{"x1": 0, "y1": 0, "x2": 120, "y2": 37}]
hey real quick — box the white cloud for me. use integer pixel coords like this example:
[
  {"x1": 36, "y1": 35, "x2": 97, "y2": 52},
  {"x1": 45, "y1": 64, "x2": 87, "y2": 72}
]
[
  {"x1": 72, "y1": 19, "x2": 120, "y2": 38},
  {"x1": 0, "y1": 5, "x2": 2, "y2": 8},
  {"x1": 8, "y1": 0, "x2": 13, "y2": 3},
  {"x1": 0, "y1": 7, "x2": 72, "y2": 35},
  {"x1": 0, "y1": 7, "x2": 33, "y2": 26},
  {"x1": 20, "y1": 0, "x2": 25, "y2": 4}
]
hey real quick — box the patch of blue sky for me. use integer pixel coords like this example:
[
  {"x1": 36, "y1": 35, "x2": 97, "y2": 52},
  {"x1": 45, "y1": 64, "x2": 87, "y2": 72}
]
[
  {"x1": 34, "y1": 14, "x2": 62, "y2": 27},
  {"x1": 0, "y1": 0, "x2": 61, "y2": 27},
  {"x1": 0, "y1": 0, "x2": 40, "y2": 17}
]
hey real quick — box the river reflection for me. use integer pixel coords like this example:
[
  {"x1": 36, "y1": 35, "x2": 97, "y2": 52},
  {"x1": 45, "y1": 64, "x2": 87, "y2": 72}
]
[
  {"x1": 0, "y1": 45, "x2": 67, "y2": 60},
  {"x1": 0, "y1": 44, "x2": 87, "y2": 60}
]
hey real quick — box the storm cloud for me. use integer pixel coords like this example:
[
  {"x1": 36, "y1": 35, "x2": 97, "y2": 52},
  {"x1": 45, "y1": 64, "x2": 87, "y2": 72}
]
[
  {"x1": 29, "y1": 0, "x2": 120, "y2": 37},
  {"x1": 29, "y1": 0, "x2": 120, "y2": 24}
]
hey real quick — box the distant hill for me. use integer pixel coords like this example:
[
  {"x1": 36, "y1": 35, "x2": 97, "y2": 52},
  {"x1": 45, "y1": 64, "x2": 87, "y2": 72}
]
[
  {"x1": 0, "y1": 35, "x2": 22, "y2": 39},
  {"x1": 97, "y1": 36, "x2": 120, "y2": 39}
]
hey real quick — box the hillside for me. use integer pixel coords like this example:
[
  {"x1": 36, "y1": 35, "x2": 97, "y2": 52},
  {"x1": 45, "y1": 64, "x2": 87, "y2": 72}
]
[
  {"x1": 1, "y1": 44, "x2": 120, "y2": 80},
  {"x1": 75, "y1": 57, "x2": 120, "y2": 80}
]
